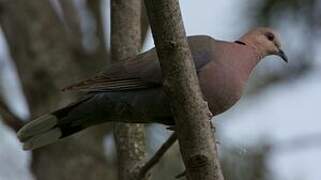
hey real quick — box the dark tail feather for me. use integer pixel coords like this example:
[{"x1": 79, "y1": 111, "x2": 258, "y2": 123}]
[{"x1": 17, "y1": 96, "x2": 92, "y2": 150}]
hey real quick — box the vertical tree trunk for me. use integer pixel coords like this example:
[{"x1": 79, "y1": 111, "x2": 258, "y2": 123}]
[
  {"x1": 86, "y1": 0, "x2": 109, "y2": 60},
  {"x1": 0, "y1": 1, "x2": 115, "y2": 179},
  {"x1": 144, "y1": 0, "x2": 224, "y2": 180},
  {"x1": 110, "y1": 0, "x2": 147, "y2": 180}
]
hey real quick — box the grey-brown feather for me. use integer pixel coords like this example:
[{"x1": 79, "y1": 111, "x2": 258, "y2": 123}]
[
  {"x1": 63, "y1": 35, "x2": 214, "y2": 92},
  {"x1": 17, "y1": 35, "x2": 262, "y2": 150}
]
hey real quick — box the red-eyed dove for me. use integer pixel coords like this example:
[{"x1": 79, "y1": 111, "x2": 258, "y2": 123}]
[{"x1": 17, "y1": 27, "x2": 288, "y2": 150}]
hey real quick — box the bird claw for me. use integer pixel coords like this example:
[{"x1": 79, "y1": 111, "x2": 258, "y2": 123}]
[{"x1": 210, "y1": 120, "x2": 214, "y2": 129}]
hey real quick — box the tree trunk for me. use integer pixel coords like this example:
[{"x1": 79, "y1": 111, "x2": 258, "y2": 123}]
[
  {"x1": 110, "y1": 0, "x2": 147, "y2": 180},
  {"x1": 144, "y1": 0, "x2": 224, "y2": 179},
  {"x1": 0, "y1": 0, "x2": 115, "y2": 179}
]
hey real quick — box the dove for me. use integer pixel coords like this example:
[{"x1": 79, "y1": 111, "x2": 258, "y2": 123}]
[{"x1": 17, "y1": 27, "x2": 288, "y2": 150}]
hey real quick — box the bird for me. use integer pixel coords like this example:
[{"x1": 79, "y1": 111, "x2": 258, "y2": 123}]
[{"x1": 17, "y1": 27, "x2": 288, "y2": 150}]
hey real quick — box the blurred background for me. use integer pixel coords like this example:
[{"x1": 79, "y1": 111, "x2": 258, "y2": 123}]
[{"x1": 0, "y1": 0, "x2": 320, "y2": 179}]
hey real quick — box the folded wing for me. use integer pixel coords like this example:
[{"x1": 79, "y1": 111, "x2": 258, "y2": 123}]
[{"x1": 63, "y1": 35, "x2": 215, "y2": 92}]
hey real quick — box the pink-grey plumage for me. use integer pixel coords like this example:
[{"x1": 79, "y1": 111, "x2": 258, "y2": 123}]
[{"x1": 17, "y1": 27, "x2": 288, "y2": 150}]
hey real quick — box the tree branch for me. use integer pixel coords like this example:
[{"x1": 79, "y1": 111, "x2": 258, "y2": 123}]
[
  {"x1": 0, "y1": 99, "x2": 23, "y2": 132},
  {"x1": 136, "y1": 132, "x2": 177, "y2": 179},
  {"x1": 144, "y1": 0, "x2": 224, "y2": 179},
  {"x1": 140, "y1": 1, "x2": 149, "y2": 46},
  {"x1": 86, "y1": 0, "x2": 109, "y2": 59},
  {"x1": 59, "y1": 0, "x2": 83, "y2": 50},
  {"x1": 0, "y1": 1, "x2": 112, "y2": 179},
  {"x1": 110, "y1": 0, "x2": 147, "y2": 180}
]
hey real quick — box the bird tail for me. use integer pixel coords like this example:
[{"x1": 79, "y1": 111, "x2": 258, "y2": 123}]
[
  {"x1": 17, "y1": 114, "x2": 62, "y2": 150},
  {"x1": 17, "y1": 96, "x2": 93, "y2": 150}
]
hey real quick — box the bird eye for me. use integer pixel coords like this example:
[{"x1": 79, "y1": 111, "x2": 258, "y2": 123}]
[{"x1": 265, "y1": 32, "x2": 275, "y2": 41}]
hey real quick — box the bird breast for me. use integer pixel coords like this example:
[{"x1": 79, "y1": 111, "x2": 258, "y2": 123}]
[{"x1": 198, "y1": 61, "x2": 245, "y2": 115}]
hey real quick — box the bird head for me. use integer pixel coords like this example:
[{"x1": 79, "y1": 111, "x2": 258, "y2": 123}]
[{"x1": 239, "y1": 27, "x2": 288, "y2": 63}]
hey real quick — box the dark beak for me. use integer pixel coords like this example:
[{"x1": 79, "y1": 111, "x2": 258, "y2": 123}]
[{"x1": 277, "y1": 49, "x2": 288, "y2": 63}]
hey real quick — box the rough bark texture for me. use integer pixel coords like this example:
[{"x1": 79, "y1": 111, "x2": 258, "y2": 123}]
[
  {"x1": 144, "y1": 0, "x2": 224, "y2": 180},
  {"x1": 0, "y1": 0, "x2": 115, "y2": 179},
  {"x1": 110, "y1": 0, "x2": 147, "y2": 180},
  {"x1": 140, "y1": 1, "x2": 149, "y2": 46}
]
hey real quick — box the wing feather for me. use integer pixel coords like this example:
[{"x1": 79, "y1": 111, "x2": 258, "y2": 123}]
[
  {"x1": 63, "y1": 35, "x2": 216, "y2": 92},
  {"x1": 63, "y1": 51, "x2": 160, "y2": 92}
]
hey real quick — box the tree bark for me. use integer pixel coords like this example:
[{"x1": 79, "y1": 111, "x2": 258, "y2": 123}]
[
  {"x1": 0, "y1": 0, "x2": 115, "y2": 179},
  {"x1": 143, "y1": 0, "x2": 224, "y2": 180},
  {"x1": 110, "y1": 0, "x2": 147, "y2": 180}
]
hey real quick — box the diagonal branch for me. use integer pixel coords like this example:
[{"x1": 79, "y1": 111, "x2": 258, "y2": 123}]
[
  {"x1": 0, "y1": 99, "x2": 24, "y2": 132},
  {"x1": 143, "y1": 0, "x2": 224, "y2": 179},
  {"x1": 136, "y1": 132, "x2": 177, "y2": 179}
]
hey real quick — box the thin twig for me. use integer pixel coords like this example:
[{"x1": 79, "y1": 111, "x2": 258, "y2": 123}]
[
  {"x1": 136, "y1": 132, "x2": 177, "y2": 179},
  {"x1": 0, "y1": 100, "x2": 24, "y2": 132},
  {"x1": 175, "y1": 170, "x2": 186, "y2": 179}
]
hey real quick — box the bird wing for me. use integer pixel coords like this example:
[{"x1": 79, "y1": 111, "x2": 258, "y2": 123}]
[
  {"x1": 63, "y1": 35, "x2": 215, "y2": 92},
  {"x1": 63, "y1": 51, "x2": 161, "y2": 92}
]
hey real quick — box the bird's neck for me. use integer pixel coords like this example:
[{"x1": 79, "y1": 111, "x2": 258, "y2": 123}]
[
  {"x1": 240, "y1": 51, "x2": 261, "y2": 83},
  {"x1": 231, "y1": 41, "x2": 262, "y2": 76},
  {"x1": 238, "y1": 38, "x2": 266, "y2": 60}
]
